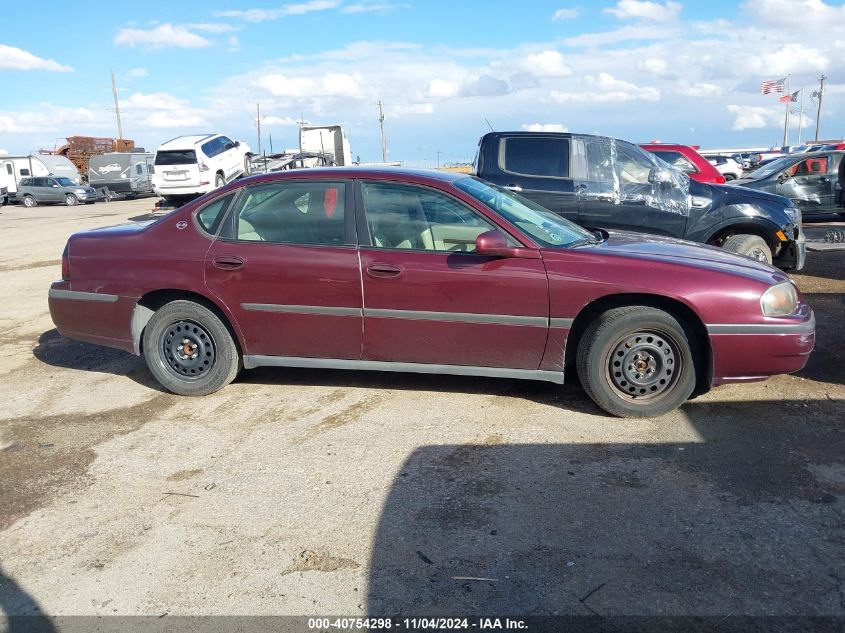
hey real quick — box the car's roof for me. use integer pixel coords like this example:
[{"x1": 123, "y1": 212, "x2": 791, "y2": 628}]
[
  {"x1": 232, "y1": 166, "x2": 471, "y2": 187},
  {"x1": 157, "y1": 134, "x2": 218, "y2": 150}
]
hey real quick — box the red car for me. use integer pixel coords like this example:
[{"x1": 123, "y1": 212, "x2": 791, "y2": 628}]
[
  {"x1": 640, "y1": 143, "x2": 727, "y2": 184},
  {"x1": 48, "y1": 169, "x2": 815, "y2": 417}
]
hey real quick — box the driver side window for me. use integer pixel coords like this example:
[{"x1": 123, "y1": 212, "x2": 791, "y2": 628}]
[{"x1": 362, "y1": 182, "x2": 500, "y2": 253}]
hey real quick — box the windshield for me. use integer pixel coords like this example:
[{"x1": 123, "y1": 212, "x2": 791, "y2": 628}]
[
  {"x1": 453, "y1": 177, "x2": 596, "y2": 248},
  {"x1": 155, "y1": 150, "x2": 197, "y2": 165},
  {"x1": 55, "y1": 177, "x2": 76, "y2": 186},
  {"x1": 747, "y1": 156, "x2": 796, "y2": 180}
]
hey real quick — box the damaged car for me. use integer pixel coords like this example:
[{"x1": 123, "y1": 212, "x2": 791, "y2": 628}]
[{"x1": 473, "y1": 132, "x2": 805, "y2": 269}]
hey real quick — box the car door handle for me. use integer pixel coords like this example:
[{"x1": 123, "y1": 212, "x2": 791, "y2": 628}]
[
  {"x1": 367, "y1": 263, "x2": 403, "y2": 278},
  {"x1": 504, "y1": 184, "x2": 523, "y2": 192},
  {"x1": 213, "y1": 256, "x2": 245, "y2": 270}
]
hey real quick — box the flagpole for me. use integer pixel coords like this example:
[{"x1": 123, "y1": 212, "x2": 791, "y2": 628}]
[
  {"x1": 782, "y1": 74, "x2": 790, "y2": 147},
  {"x1": 797, "y1": 88, "x2": 804, "y2": 145}
]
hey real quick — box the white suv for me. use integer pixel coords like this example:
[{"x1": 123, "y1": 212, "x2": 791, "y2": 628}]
[
  {"x1": 151, "y1": 134, "x2": 252, "y2": 202},
  {"x1": 704, "y1": 155, "x2": 743, "y2": 181}
]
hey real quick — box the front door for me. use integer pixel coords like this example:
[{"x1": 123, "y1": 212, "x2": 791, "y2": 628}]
[
  {"x1": 204, "y1": 179, "x2": 363, "y2": 359},
  {"x1": 357, "y1": 180, "x2": 550, "y2": 369},
  {"x1": 575, "y1": 137, "x2": 688, "y2": 238}
]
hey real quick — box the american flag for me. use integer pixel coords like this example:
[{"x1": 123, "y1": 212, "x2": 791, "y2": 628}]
[{"x1": 760, "y1": 78, "x2": 786, "y2": 94}]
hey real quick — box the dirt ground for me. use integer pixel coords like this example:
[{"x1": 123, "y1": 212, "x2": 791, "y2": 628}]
[{"x1": 0, "y1": 199, "x2": 843, "y2": 626}]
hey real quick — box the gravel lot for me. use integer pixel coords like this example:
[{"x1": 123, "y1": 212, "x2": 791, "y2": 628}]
[{"x1": 0, "y1": 199, "x2": 843, "y2": 622}]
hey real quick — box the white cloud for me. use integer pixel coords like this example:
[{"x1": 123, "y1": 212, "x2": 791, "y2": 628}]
[
  {"x1": 740, "y1": 44, "x2": 829, "y2": 76},
  {"x1": 0, "y1": 45, "x2": 73, "y2": 72},
  {"x1": 550, "y1": 72, "x2": 660, "y2": 103},
  {"x1": 726, "y1": 104, "x2": 812, "y2": 131},
  {"x1": 425, "y1": 79, "x2": 460, "y2": 99},
  {"x1": 639, "y1": 57, "x2": 668, "y2": 75},
  {"x1": 605, "y1": 0, "x2": 682, "y2": 21},
  {"x1": 0, "y1": 149, "x2": 8, "y2": 155},
  {"x1": 122, "y1": 92, "x2": 209, "y2": 129},
  {"x1": 0, "y1": 105, "x2": 97, "y2": 133},
  {"x1": 253, "y1": 72, "x2": 361, "y2": 98},
  {"x1": 215, "y1": 1, "x2": 340, "y2": 21},
  {"x1": 263, "y1": 115, "x2": 300, "y2": 125},
  {"x1": 342, "y1": 2, "x2": 410, "y2": 13},
  {"x1": 522, "y1": 123, "x2": 568, "y2": 132},
  {"x1": 741, "y1": 0, "x2": 845, "y2": 29},
  {"x1": 128, "y1": 67, "x2": 148, "y2": 77},
  {"x1": 114, "y1": 23, "x2": 212, "y2": 48},
  {"x1": 392, "y1": 103, "x2": 435, "y2": 116},
  {"x1": 186, "y1": 22, "x2": 242, "y2": 33},
  {"x1": 521, "y1": 50, "x2": 573, "y2": 78},
  {"x1": 552, "y1": 7, "x2": 580, "y2": 20},
  {"x1": 229, "y1": 35, "x2": 241, "y2": 51},
  {"x1": 674, "y1": 81, "x2": 722, "y2": 98},
  {"x1": 563, "y1": 23, "x2": 678, "y2": 47}
]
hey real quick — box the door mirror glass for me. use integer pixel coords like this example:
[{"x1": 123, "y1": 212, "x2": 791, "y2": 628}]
[{"x1": 648, "y1": 167, "x2": 675, "y2": 184}]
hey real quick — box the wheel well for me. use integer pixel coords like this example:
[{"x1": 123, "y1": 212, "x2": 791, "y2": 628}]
[
  {"x1": 564, "y1": 293, "x2": 712, "y2": 396},
  {"x1": 707, "y1": 224, "x2": 777, "y2": 251},
  {"x1": 133, "y1": 289, "x2": 242, "y2": 356}
]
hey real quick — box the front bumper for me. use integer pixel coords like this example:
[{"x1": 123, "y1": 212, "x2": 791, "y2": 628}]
[
  {"x1": 710, "y1": 310, "x2": 815, "y2": 385},
  {"x1": 774, "y1": 224, "x2": 806, "y2": 271}
]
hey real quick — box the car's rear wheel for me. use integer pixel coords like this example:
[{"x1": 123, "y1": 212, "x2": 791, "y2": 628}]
[
  {"x1": 724, "y1": 174, "x2": 737, "y2": 181},
  {"x1": 65, "y1": 194, "x2": 78, "y2": 206},
  {"x1": 576, "y1": 306, "x2": 697, "y2": 418},
  {"x1": 722, "y1": 233, "x2": 772, "y2": 265},
  {"x1": 215, "y1": 173, "x2": 225, "y2": 189},
  {"x1": 142, "y1": 300, "x2": 240, "y2": 396},
  {"x1": 243, "y1": 154, "x2": 252, "y2": 177},
  {"x1": 22, "y1": 195, "x2": 37, "y2": 208}
]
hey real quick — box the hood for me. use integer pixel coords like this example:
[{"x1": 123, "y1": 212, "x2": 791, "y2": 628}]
[
  {"x1": 578, "y1": 230, "x2": 786, "y2": 283},
  {"x1": 707, "y1": 181, "x2": 789, "y2": 206}
]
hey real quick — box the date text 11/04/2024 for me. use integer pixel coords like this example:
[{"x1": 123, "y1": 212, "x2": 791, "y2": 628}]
[{"x1": 307, "y1": 618, "x2": 528, "y2": 630}]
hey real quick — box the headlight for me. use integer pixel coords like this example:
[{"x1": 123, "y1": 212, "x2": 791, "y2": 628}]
[
  {"x1": 761, "y1": 282, "x2": 798, "y2": 317},
  {"x1": 74, "y1": 188, "x2": 87, "y2": 194}
]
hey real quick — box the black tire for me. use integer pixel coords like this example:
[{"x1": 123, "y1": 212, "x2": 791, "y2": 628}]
[
  {"x1": 23, "y1": 195, "x2": 37, "y2": 208},
  {"x1": 215, "y1": 173, "x2": 225, "y2": 189},
  {"x1": 65, "y1": 193, "x2": 78, "y2": 206},
  {"x1": 142, "y1": 300, "x2": 240, "y2": 396},
  {"x1": 724, "y1": 174, "x2": 737, "y2": 181},
  {"x1": 243, "y1": 154, "x2": 252, "y2": 177},
  {"x1": 722, "y1": 233, "x2": 772, "y2": 265},
  {"x1": 576, "y1": 306, "x2": 697, "y2": 418}
]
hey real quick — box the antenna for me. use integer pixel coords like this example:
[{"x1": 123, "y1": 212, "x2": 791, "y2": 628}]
[
  {"x1": 484, "y1": 118, "x2": 494, "y2": 132},
  {"x1": 110, "y1": 69, "x2": 124, "y2": 140},
  {"x1": 378, "y1": 100, "x2": 387, "y2": 162},
  {"x1": 814, "y1": 75, "x2": 826, "y2": 142}
]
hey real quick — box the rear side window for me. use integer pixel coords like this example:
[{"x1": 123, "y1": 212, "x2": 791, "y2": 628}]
[
  {"x1": 232, "y1": 181, "x2": 347, "y2": 245},
  {"x1": 499, "y1": 137, "x2": 570, "y2": 178},
  {"x1": 155, "y1": 150, "x2": 198, "y2": 165},
  {"x1": 652, "y1": 150, "x2": 697, "y2": 174},
  {"x1": 196, "y1": 194, "x2": 234, "y2": 235},
  {"x1": 19, "y1": 178, "x2": 31, "y2": 186}
]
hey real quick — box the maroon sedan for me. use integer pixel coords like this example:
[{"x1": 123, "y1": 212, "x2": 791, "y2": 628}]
[{"x1": 48, "y1": 168, "x2": 815, "y2": 417}]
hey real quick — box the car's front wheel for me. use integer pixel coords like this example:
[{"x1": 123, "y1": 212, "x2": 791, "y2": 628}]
[
  {"x1": 576, "y1": 306, "x2": 697, "y2": 417},
  {"x1": 142, "y1": 300, "x2": 240, "y2": 396},
  {"x1": 215, "y1": 173, "x2": 225, "y2": 189},
  {"x1": 243, "y1": 154, "x2": 252, "y2": 177},
  {"x1": 722, "y1": 233, "x2": 773, "y2": 265},
  {"x1": 22, "y1": 195, "x2": 37, "y2": 208},
  {"x1": 65, "y1": 194, "x2": 78, "y2": 206}
]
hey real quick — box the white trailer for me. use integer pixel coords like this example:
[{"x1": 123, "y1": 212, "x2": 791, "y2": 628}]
[
  {"x1": 299, "y1": 125, "x2": 352, "y2": 166},
  {"x1": 3, "y1": 155, "x2": 81, "y2": 184}
]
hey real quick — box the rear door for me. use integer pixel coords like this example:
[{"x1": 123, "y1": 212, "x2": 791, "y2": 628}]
[
  {"x1": 481, "y1": 135, "x2": 579, "y2": 220},
  {"x1": 357, "y1": 179, "x2": 549, "y2": 369},
  {"x1": 204, "y1": 179, "x2": 363, "y2": 360},
  {"x1": 778, "y1": 154, "x2": 836, "y2": 214}
]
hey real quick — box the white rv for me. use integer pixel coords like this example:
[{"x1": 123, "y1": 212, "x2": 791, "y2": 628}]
[
  {"x1": 2, "y1": 155, "x2": 80, "y2": 186},
  {"x1": 299, "y1": 125, "x2": 352, "y2": 166}
]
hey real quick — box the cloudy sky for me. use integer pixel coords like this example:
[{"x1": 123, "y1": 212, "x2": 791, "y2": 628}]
[{"x1": 0, "y1": 0, "x2": 843, "y2": 163}]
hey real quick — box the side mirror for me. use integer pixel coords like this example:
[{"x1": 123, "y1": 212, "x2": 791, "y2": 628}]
[
  {"x1": 234, "y1": 141, "x2": 240, "y2": 147},
  {"x1": 475, "y1": 230, "x2": 538, "y2": 259},
  {"x1": 648, "y1": 167, "x2": 674, "y2": 184},
  {"x1": 51, "y1": 184, "x2": 59, "y2": 188}
]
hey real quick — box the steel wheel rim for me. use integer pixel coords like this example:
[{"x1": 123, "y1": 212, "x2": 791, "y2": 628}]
[
  {"x1": 606, "y1": 330, "x2": 681, "y2": 401},
  {"x1": 159, "y1": 320, "x2": 216, "y2": 380}
]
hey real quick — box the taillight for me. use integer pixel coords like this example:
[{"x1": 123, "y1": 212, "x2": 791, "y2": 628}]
[
  {"x1": 61, "y1": 244, "x2": 70, "y2": 280},
  {"x1": 715, "y1": 175, "x2": 726, "y2": 184},
  {"x1": 199, "y1": 161, "x2": 209, "y2": 172}
]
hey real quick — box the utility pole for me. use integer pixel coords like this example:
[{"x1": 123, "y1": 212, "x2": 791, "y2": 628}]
[
  {"x1": 110, "y1": 69, "x2": 124, "y2": 140},
  {"x1": 796, "y1": 88, "x2": 804, "y2": 145},
  {"x1": 436, "y1": 150, "x2": 442, "y2": 168},
  {"x1": 255, "y1": 103, "x2": 263, "y2": 157},
  {"x1": 782, "y1": 75, "x2": 791, "y2": 148},
  {"x1": 814, "y1": 74, "x2": 826, "y2": 142},
  {"x1": 378, "y1": 100, "x2": 387, "y2": 163}
]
